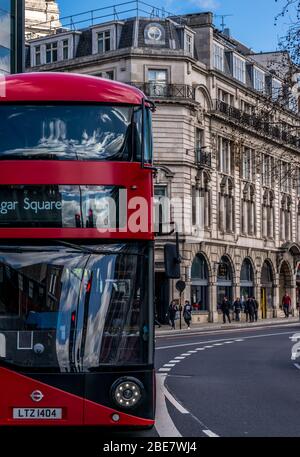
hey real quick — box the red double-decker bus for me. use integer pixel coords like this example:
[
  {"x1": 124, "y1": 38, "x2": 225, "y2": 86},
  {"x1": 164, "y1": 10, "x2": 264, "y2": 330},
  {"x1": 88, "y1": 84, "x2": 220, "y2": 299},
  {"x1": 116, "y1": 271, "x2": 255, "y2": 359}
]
[{"x1": 0, "y1": 73, "x2": 155, "y2": 428}]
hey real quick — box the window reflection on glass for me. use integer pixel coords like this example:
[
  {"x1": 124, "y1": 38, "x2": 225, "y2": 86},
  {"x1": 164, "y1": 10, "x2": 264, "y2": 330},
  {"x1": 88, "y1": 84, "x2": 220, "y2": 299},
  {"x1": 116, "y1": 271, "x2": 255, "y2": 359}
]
[
  {"x1": 0, "y1": 105, "x2": 143, "y2": 161},
  {"x1": 0, "y1": 4, "x2": 11, "y2": 75},
  {"x1": 0, "y1": 243, "x2": 150, "y2": 370}
]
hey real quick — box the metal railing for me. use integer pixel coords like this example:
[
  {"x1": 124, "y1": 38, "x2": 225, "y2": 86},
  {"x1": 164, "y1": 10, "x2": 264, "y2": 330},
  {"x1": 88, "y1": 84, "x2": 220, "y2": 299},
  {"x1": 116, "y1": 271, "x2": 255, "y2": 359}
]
[
  {"x1": 26, "y1": 0, "x2": 187, "y2": 39},
  {"x1": 131, "y1": 82, "x2": 195, "y2": 100},
  {"x1": 213, "y1": 100, "x2": 300, "y2": 149},
  {"x1": 195, "y1": 148, "x2": 212, "y2": 167}
]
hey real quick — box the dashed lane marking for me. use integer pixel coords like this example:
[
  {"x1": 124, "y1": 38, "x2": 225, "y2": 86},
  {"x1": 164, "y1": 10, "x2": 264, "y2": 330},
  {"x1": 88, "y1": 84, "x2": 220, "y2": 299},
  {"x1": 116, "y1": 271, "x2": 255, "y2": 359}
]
[
  {"x1": 163, "y1": 364, "x2": 176, "y2": 367},
  {"x1": 156, "y1": 331, "x2": 294, "y2": 350},
  {"x1": 294, "y1": 363, "x2": 300, "y2": 370},
  {"x1": 159, "y1": 367, "x2": 172, "y2": 372}
]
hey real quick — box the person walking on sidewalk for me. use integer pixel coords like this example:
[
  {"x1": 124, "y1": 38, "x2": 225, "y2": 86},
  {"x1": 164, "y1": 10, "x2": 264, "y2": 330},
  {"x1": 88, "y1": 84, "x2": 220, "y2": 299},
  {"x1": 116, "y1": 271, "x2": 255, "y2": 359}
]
[
  {"x1": 183, "y1": 300, "x2": 192, "y2": 329},
  {"x1": 167, "y1": 300, "x2": 177, "y2": 330},
  {"x1": 247, "y1": 297, "x2": 255, "y2": 323},
  {"x1": 233, "y1": 297, "x2": 242, "y2": 322},
  {"x1": 282, "y1": 292, "x2": 291, "y2": 318},
  {"x1": 243, "y1": 298, "x2": 249, "y2": 322},
  {"x1": 221, "y1": 296, "x2": 231, "y2": 324},
  {"x1": 253, "y1": 296, "x2": 259, "y2": 322}
]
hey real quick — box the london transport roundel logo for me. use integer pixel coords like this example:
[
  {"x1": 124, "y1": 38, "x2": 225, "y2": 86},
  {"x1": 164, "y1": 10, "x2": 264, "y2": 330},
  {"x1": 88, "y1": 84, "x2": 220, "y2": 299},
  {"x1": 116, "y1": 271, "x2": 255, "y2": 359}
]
[
  {"x1": 30, "y1": 390, "x2": 44, "y2": 402},
  {"x1": 147, "y1": 26, "x2": 162, "y2": 41}
]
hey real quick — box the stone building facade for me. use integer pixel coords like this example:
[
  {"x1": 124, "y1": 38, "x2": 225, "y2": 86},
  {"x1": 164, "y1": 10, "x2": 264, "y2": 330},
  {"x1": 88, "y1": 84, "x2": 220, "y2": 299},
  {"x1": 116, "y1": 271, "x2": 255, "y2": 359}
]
[
  {"x1": 25, "y1": 0, "x2": 60, "y2": 38},
  {"x1": 25, "y1": 7, "x2": 300, "y2": 323}
]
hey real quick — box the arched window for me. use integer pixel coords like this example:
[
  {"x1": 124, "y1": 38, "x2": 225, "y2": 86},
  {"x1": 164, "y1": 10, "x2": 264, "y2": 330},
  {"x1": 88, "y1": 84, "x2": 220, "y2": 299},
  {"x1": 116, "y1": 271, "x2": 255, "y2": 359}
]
[
  {"x1": 280, "y1": 194, "x2": 292, "y2": 241},
  {"x1": 262, "y1": 190, "x2": 274, "y2": 239},
  {"x1": 261, "y1": 260, "x2": 274, "y2": 317},
  {"x1": 191, "y1": 254, "x2": 209, "y2": 311},
  {"x1": 219, "y1": 176, "x2": 234, "y2": 233},
  {"x1": 240, "y1": 258, "x2": 254, "y2": 302},
  {"x1": 217, "y1": 256, "x2": 233, "y2": 307},
  {"x1": 241, "y1": 183, "x2": 255, "y2": 236}
]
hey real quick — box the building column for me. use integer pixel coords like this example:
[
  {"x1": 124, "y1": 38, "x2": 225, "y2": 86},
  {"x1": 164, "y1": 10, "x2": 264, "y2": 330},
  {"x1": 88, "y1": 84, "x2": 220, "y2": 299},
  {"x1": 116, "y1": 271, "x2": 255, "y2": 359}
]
[
  {"x1": 255, "y1": 281, "x2": 261, "y2": 318},
  {"x1": 273, "y1": 280, "x2": 280, "y2": 317},
  {"x1": 209, "y1": 279, "x2": 218, "y2": 322},
  {"x1": 291, "y1": 281, "x2": 297, "y2": 316}
]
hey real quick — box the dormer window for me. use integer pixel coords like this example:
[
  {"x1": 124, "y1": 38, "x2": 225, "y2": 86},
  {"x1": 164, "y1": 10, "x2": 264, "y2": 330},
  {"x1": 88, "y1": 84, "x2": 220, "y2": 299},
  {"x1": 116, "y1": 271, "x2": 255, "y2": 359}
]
[
  {"x1": 233, "y1": 54, "x2": 246, "y2": 83},
  {"x1": 253, "y1": 67, "x2": 265, "y2": 93},
  {"x1": 46, "y1": 42, "x2": 58, "y2": 64},
  {"x1": 62, "y1": 40, "x2": 69, "y2": 60},
  {"x1": 97, "y1": 30, "x2": 111, "y2": 53},
  {"x1": 35, "y1": 46, "x2": 41, "y2": 66},
  {"x1": 272, "y1": 78, "x2": 282, "y2": 101},
  {"x1": 185, "y1": 33, "x2": 193, "y2": 57},
  {"x1": 213, "y1": 42, "x2": 224, "y2": 72}
]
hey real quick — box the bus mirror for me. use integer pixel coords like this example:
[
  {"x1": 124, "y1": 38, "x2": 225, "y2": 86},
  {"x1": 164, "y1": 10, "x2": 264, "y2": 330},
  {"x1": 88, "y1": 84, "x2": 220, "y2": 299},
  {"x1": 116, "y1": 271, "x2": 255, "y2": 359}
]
[{"x1": 164, "y1": 244, "x2": 181, "y2": 279}]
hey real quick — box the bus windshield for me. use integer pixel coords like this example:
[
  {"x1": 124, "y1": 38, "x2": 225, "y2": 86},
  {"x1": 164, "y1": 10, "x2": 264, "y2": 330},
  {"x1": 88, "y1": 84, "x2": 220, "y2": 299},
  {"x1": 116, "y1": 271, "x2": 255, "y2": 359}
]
[
  {"x1": 0, "y1": 104, "x2": 148, "y2": 161},
  {"x1": 0, "y1": 242, "x2": 152, "y2": 372}
]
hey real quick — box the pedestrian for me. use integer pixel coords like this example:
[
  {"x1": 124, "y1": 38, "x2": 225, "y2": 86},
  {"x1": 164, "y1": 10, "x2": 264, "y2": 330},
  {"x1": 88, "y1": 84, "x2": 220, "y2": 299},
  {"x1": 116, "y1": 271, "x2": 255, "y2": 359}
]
[
  {"x1": 183, "y1": 300, "x2": 192, "y2": 329},
  {"x1": 233, "y1": 297, "x2": 242, "y2": 322},
  {"x1": 243, "y1": 298, "x2": 249, "y2": 322},
  {"x1": 247, "y1": 297, "x2": 255, "y2": 323},
  {"x1": 166, "y1": 300, "x2": 177, "y2": 329},
  {"x1": 221, "y1": 296, "x2": 231, "y2": 324},
  {"x1": 282, "y1": 292, "x2": 291, "y2": 318},
  {"x1": 253, "y1": 296, "x2": 259, "y2": 322}
]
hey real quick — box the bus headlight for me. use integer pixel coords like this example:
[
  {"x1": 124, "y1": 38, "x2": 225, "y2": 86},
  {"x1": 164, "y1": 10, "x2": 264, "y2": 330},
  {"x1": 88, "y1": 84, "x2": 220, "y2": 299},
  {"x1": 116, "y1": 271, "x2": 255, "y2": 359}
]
[{"x1": 111, "y1": 377, "x2": 144, "y2": 409}]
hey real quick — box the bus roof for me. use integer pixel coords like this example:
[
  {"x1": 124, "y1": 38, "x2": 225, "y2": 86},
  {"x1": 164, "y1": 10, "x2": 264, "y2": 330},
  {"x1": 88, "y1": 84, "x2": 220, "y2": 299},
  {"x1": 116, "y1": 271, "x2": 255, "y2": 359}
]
[{"x1": 0, "y1": 72, "x2": 145, "y2": 105}]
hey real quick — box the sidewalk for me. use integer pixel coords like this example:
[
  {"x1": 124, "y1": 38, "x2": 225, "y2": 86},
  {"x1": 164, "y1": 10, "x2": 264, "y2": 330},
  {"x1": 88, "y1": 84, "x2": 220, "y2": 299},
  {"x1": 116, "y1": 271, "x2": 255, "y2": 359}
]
[{"x1": 155, "y1": 317, "x2": 300, "y2": 337}]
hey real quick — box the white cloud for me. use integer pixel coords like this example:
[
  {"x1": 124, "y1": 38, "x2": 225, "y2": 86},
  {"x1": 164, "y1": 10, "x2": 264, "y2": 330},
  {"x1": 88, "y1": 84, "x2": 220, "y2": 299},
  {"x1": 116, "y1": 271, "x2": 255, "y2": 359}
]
[{"x1": 189, "y1": 0, "x2": 220, "y2": 10}]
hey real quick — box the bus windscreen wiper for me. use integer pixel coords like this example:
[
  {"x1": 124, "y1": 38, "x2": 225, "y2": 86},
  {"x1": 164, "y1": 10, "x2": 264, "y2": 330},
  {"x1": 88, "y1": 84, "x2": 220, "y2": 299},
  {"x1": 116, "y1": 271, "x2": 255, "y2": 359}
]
[
  {"x1": 0, "y1": 247, "x2": 60, "y2": 253},
  {"x1": 54, "y1": 240, "x2": 142, "y2": 256},
  {"x1": 53, "y1": 240, "x2": 121, "y2": 255}
]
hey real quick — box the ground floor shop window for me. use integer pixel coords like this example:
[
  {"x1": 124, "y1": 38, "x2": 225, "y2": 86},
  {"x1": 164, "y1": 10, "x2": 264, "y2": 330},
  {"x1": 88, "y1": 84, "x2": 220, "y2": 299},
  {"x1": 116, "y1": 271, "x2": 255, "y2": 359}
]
[{"x1": 191, "y1": 254, "x2": 209, "y2": 311}]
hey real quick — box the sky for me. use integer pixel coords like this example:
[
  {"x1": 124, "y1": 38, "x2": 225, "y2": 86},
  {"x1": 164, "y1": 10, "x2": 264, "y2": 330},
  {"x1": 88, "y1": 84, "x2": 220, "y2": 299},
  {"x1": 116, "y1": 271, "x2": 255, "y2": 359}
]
[{"x1": 57, "y1": 0, "x2": 292, "y2": 52}]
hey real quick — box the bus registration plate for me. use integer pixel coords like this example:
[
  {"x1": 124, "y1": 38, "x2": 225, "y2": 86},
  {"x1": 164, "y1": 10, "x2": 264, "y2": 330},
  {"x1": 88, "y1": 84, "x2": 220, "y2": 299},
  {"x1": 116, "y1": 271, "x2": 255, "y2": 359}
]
[{"x1": 13, "y1": 408, "x2": 62, "y2": 419}]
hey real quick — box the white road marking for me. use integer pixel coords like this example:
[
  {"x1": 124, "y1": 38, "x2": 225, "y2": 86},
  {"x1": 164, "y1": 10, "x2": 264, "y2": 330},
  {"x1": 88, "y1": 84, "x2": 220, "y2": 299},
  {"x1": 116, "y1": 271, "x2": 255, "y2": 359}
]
[
  {"x1": 181, "y1": 353, "x2": 192, "y2": 356},
  {"x1": 188, "y1": 350, "x2": 198, "y2": 353},
  {"x1": 163, "y1": 386, "x2": 190, "y2": 415},
  {"x1": 235, "y1": 339, "x2": 244, "y2": 342},
  {"x1": 163, "y1": 364, "x2": 175, "y2": 367},
  {"x1": 157, "y1": 331, "x2": 294, "y2": 350},
  {"x1": 202, "y1": 430, "x2": 219, "y2": 438},
  {"x1": 204, "y1": 345, "x2": 214, "y2": 348},
  {"x1": 156, "y1": 323, "x2": 298, "y2": 340},
  {"x1": 174, "y1": 356, "x2": 186, "y2": 359},
  {"x1": 294, "y1": 363, "x2": 300, "y2": 370},
  {"x1": 196, "y1": 348, "x2": 205, "y2": 351},
  {"x1": 224, "y1": 341, "x2": 234, "y2": 344},
  {"x1": 155, "y1": 374, "x2": 182, "y2": 437},
  {"x1": 169, "y1": 360, "x2": 181, "y2": 363},
  {"x1": 213, "y1": 343, "x2": 224, "y2": 346},
  {"x1": 158, "y1": 368, "x2": 171, "y2": 372}
]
